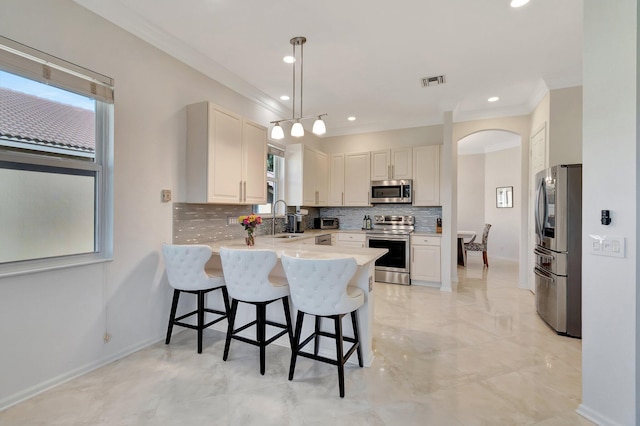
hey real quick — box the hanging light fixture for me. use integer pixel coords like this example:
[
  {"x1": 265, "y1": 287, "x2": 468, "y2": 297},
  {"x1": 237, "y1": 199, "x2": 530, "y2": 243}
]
[{"x1": 270, "y1": 36, "x2": 327, "y2": 140}]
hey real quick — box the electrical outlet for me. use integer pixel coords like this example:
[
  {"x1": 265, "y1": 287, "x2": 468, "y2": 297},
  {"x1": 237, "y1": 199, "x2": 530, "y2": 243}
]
[
  {"x1": 227, "y1": 216, "x2": 238, "y2": 225},
  {"x1": 161, "y1": 189, "x2": 172, "y2": 202},
  {"x1": 103, "y1": 332, "x2": 111, "y2": 343}
]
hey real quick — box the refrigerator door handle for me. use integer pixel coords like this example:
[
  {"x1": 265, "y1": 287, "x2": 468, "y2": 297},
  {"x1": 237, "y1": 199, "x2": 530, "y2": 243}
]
[
  {"x1": 534, "y1": 266, "x2": 555, "y2": 283},
  {"x1": 534, "y1": 247, "x2": 554, "y2": 260},
  {"x1": 534, "y1": 178, "x2": 545, "y2": 242}
]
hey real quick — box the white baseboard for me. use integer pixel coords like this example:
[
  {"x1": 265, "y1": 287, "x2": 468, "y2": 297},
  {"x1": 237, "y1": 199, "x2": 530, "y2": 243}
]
[
  {"x1": 0, "y1": 334, "x2": 165, "y2": 412},
  {"x1": 577, "y1": 403, "x2": 621, "y2": 426}
]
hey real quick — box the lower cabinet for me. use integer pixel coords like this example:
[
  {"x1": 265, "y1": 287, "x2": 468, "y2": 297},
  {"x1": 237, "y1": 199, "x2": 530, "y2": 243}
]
[
  {"x1": 411, "y1": 235, "x2": 441, "y2": 284},
  {"x1": 335, "y1": 232, "x2": 366, "y2": 248}
]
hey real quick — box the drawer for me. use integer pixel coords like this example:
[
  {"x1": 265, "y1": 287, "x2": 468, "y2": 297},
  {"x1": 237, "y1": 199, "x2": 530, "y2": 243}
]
[
  {"x1": 412, "y1": 236, "x2": 441, "y2": 246},
  {"x1": 338, "y1": 233, "x2": 366, "y2": 243}
]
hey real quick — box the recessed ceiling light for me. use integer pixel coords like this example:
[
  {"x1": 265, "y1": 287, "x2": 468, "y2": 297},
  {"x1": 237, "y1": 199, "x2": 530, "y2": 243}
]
[
  {"x1": 347, "y1": 116, "x2": 356, "y2": 121},
  {"x1": 510, "y1": 0, "x2": 530, "y2": 7},
  {"x1": 280, "y1": 95, "x2": 290, "y2": 101},
  {"x1": 283, "y1": 55, "x2": 296, "y2": 64},
  {"x1": 488, "y1": 96, "x2": 500, "y2": 102}
]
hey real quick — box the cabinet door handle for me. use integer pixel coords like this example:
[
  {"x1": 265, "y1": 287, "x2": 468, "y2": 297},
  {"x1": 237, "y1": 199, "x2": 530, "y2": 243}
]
[
  {"x1": 388, "y1": 164, "x2": 391, "y2": 179},
  {"x1": 239, "y1": 181, "x2": 243, "y2": 203},
  {"x1": 392, "y1": 164, "x2": 395, "y2": 178},
  {"x1": 342, "y1": 192, "x2": 344, "y2": 205},
  {"x1": 243, "y1": 181, "x2": 247, "y2": 202}
]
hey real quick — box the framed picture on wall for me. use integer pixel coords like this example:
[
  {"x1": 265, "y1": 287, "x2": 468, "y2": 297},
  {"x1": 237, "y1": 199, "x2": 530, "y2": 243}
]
[{"x1": 496, "y1": 186, "x2": 513, "y2": 208}]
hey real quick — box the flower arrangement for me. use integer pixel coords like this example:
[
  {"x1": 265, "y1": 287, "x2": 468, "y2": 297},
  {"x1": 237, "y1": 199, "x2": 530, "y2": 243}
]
[{"x1": 238, "y1": 214, "x2": 262, "y2": 246}]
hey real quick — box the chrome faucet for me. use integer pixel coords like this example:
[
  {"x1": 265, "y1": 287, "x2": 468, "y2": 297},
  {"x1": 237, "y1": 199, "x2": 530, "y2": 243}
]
[{"x1": 272, "y1": 199, "x2": 288, "y2": 235}]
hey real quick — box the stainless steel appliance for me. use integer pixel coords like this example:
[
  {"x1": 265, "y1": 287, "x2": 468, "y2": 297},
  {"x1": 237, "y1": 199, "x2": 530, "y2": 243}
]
[
  {"x1": 534, "y1": 164, "x2": 582, "y2": 338},
  {"x1": 286, "y1": 214, "x2": 305, "y2": 233},
  {"x1": 314, "y1": 217, "x2": 339, "y2": 229},
  {"x1": 366, "y1": 215, "x2": 414, "y2": 285},
  {"x1": 370, "y1": 179, "x2": 412, "y2": 204}
]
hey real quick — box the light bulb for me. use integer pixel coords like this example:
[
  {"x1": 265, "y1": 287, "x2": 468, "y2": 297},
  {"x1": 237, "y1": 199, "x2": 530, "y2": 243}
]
[
  {"x1": 510, "y1": 0, "x2": 530, "y2": 7},
  {"x1": 291, "y1": 121, "x2": 304, "y2": 137},
  {"x1": 271, "y1": 123, "x2": 284, "y2": 140},
  {"x1": 312, "y1": 117, "x2": 326, "y2": 135}
]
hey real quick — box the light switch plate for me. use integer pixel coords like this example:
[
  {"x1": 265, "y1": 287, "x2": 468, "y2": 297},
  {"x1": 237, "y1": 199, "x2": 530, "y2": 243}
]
[{"x1": 589, "y1": 234, "x2": 625, "y2": 258}]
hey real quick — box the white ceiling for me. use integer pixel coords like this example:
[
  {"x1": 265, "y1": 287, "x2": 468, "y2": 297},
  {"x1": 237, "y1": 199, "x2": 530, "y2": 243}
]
[{"x1": 74, "y1": 0, "x2": 582, "y2": 138}]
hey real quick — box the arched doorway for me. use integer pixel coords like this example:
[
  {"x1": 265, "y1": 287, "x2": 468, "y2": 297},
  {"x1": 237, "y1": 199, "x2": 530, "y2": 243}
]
[{"x1": 457, "y1": 130, "x2": 521, "y2": 266}]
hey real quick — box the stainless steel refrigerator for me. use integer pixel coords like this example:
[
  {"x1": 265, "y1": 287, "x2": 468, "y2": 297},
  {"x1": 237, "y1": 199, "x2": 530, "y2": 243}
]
[{"x1": 533, "y1": 164, "x2": 582, "y2": 338}]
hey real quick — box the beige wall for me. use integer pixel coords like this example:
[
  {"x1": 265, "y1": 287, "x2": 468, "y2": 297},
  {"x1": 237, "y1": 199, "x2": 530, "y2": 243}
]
[
  {"x1": 319, "y1": 125, "x2": 443, "y2": 153},
  {"x1": 549, "y1": 86, "x2": 583, "y2": 165},
  {"x1": 457, "y1": 154, "x2": 485, "y2": 233},
  {"x1": 484, "y1": 147, "x2": 521, "y2": 261}
]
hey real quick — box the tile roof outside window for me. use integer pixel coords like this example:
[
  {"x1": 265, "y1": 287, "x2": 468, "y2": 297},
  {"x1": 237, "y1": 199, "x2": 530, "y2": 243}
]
[{"x1": 0, "y1": 87, "x2": 95, "y2": 153}]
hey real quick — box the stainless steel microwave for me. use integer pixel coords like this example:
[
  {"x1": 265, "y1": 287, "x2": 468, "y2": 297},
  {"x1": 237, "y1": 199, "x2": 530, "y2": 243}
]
[{"x1": 370, "y1": 179, "x2": 412, "y2": 204}]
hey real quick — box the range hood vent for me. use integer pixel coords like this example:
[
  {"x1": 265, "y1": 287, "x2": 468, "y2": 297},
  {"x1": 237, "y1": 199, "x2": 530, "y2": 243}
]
[{"x1": 421, "y1": 75, "x2": 446, "y2": 87}]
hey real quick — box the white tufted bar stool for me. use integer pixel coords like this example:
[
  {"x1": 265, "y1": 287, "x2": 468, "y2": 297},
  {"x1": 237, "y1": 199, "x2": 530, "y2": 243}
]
[
  {"x1": 219, "y1": 247, "x2": 293, "y2": 375},
  {"x1": 281, "y1": 255, "x2": 364, "y2": 398},
  {"x1": 162, "y1": 244, "x2": 230, "y2": 354}
]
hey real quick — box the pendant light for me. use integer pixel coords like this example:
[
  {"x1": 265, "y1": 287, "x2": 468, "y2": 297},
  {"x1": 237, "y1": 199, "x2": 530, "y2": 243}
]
[{"x1": 270, "y1": 37, "x2": 327, "y2": 139}]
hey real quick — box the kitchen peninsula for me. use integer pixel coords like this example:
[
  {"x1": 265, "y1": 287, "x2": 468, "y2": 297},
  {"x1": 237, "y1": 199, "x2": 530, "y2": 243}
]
[{"x1": 204, "y1": 234, "x2": 387, "y2": 367}]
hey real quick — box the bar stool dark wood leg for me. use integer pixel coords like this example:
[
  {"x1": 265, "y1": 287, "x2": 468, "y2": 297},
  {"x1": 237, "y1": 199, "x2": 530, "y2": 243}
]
[
  {"x1": 314, "y1": 316, "x2": 321, "y2": 356},
  {"x1": 282, "y1": 297, "x2": 294, "y2": 347},
  {"x1": 257, "y1": 303, "x2": 267, "y2": 375},
  {"x1": 166, "y1": 289, "x2": 180, "y2": 344},
  {"x1": 351, "y1": 311, "x2": 363, "y2": 368},
  {"x1": 223, "y1": 299, "x2": 238, "y2": 361},
  {"x1": 334, "y1": 314, "x2": 345, "y2": 398},
  {"x1": 289, "y1": 310, "x2": 305, "y2": 380}
]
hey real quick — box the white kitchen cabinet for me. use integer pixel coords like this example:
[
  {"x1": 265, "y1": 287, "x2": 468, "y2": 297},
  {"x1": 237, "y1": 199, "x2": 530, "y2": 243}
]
[
  {"x1": 344, "y1": 152, "x2": 371, "y2": 206},
  {"x1": 336, "y1": 232, "x2": 366, "y2": 248},
  {"x1": 329, "y1": 152, "x2": 371, "y2": 206},
  {"x1": 186, "y1": 101, "x2": 267, "y2": 204},
  {"x1": 412, "y1": 145, "x2": 440, "y2": 206},
  {"x1": 285, "y1": 143, "x2": 328, "y2": 207},
  {"x1": 371, "y1": 147, "x2": 412, "y2": 180},
  {"x1": 411, "y1": 235, "x2": 441, "y2": 284},
  {"x1": 328, "y1": 154, "x2": 345, "y2": 206}
]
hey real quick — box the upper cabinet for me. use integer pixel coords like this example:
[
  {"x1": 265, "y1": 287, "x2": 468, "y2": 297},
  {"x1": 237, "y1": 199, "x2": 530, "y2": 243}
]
[
  {"x1": 328, "y1": 154, "x2": 345, "y2": 206},
  {"x1": 330, "y1": 151, "x2": 371, "y2": 206},
  {"x1": 286, "y1": 143, "x2": 328, "y2": 207},
  {"x1": 186, "y1": 101, "x2": 267, "y2": 204},
  {"x1": 371, "y1": 147, "x2": 412, "y2": 180},
  {"x1": 412, "y1": 145, "x2": 440, "y2": 206},
  {"x1": 344, "y1": 152, "x2": 371, "y2": 206}
]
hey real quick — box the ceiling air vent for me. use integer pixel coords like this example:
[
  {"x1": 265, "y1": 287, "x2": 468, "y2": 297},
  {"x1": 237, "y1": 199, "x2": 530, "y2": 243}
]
[{"x1": 421, "y1": 75, "x2": 446, "y2": 87}]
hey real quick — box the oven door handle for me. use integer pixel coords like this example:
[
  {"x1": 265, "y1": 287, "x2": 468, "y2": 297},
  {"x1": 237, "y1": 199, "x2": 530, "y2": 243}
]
[{"x1": 367, "y1": 235, "x2": 410, "y2": 241}]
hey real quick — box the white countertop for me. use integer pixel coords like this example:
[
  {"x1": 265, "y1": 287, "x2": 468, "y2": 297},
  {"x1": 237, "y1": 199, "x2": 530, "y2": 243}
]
[{"x1": 207, "y1": 234, "x2": 387, "y2": 266}]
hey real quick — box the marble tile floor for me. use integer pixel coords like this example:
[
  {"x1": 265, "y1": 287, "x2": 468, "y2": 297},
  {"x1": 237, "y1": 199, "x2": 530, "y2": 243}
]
[{"x1": 0, "y1": 257, "x2": 593, "y2": 425}]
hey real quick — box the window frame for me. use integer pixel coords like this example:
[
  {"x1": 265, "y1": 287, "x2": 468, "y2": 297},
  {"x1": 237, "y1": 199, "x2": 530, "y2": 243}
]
[
  {"x1": 254, "y1": 145, "x2": 285, "y2": 216},
  {"x1": 0, "y1": 38, "x2": 114, "y2": 277}
]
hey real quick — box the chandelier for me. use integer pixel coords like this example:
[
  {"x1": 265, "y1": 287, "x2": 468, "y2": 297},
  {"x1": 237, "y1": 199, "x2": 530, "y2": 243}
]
[{"x1": 270, "y1": 36, "x2": 327, "y2": 140}]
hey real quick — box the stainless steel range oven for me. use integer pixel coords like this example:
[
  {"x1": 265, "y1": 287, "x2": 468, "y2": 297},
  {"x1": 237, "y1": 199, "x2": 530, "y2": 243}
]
[{"x1": 366, "y1": 215, "x2": 414, "y2": 285}]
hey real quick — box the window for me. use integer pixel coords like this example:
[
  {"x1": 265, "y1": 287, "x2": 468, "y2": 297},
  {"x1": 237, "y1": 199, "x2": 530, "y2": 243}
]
[
  {"x1": 0, "y1": 36, "x2": 113, "y2": 273},
  {"x1": 255, "y1": 145, "x2": 285, "y2": 215}
]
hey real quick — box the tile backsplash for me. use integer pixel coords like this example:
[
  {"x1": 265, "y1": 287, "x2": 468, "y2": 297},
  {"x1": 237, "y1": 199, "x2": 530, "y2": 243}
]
[
  {"x1": 319, "y1": 205, "x2": 442, "y2": 233},
  {"x1": 173, "y1": 202, "x2": 442, "y2": 244},
  {"x1": 172, "y1": 203, "x2": 288, "y2": 244}
]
